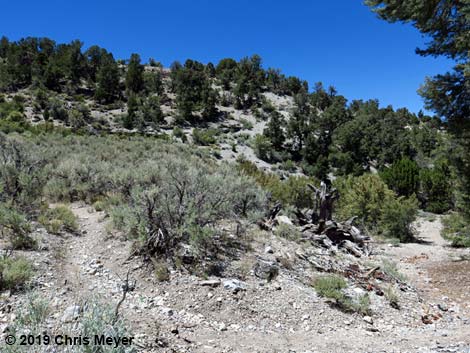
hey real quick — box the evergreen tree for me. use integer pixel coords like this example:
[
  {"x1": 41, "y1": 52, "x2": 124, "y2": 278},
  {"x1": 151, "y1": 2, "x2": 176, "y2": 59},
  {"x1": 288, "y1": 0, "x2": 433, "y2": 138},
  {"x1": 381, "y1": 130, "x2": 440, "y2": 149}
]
[
  {"x1": 68, "y1": 40, "x2": 86, "y2": 85},
  {"x1": 123, "y1": 94, "x2": 140, "y2": 129},
  {"x1": 263, "y1": 111, "x2": 285, "y2": 150},
  {"x1": 216, "y1": 58, "x2": 237, "y2": 90},
  {"x1": 142, "y1": 95, "x2": 163, "y2": 125},
  {"x1": 288, "y1": 91, "x2": 311, "y2": 156},
  {"x1": 419, "y1": 160, "x2": 453, "y2": 213},
  {"x1": 95, "y1": 53, "x2": 120, "y2": 103},
  {"x1": 85, "y1": 45, "x2": 107, "y2": 81},
  {"x1": 126, "y1": 53, "x2": 144, "y2": 94},
  {"x1": 143, "y1": 71, "x2": 163, "y2": 95}
]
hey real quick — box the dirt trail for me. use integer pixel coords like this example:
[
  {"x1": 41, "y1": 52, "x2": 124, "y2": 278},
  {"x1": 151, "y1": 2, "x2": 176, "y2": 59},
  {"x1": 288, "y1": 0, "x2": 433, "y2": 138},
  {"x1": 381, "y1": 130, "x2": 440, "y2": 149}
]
[
  {"x1": 52, "y1": 203, "x2": 133, "y2": 304},
  {"x1": 387, "y1": 215, "x2": 470, "y2": 310}
]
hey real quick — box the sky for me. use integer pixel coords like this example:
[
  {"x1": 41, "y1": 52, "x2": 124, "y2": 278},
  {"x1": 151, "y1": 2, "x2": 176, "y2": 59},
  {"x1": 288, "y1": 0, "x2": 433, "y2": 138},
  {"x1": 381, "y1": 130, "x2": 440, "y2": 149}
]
[{"x1": 0, "y1": 0, "x2": 455, "y2": 114}]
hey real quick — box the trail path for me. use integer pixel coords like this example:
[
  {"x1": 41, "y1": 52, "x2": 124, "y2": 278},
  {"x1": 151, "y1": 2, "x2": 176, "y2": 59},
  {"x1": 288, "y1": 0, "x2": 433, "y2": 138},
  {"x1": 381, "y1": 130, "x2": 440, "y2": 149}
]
[{"x1": 387, "y1": 215, "x2": 470, "y2": 309}]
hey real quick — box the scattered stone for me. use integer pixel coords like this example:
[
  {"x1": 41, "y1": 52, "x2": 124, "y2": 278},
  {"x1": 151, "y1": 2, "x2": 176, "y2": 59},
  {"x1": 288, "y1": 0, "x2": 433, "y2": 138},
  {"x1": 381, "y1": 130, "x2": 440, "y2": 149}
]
[
  {"x1": 162, "y1": 308, "x2": 174, "y2": 317},
  {"x1": 264, "y1": 246, "x2": 274, "y2": 254},
  {"x1": 223, "y1": 279, "x2": 247, "y2": 293},
  {"x1": 363, "y1": 316, "x2": 373, "y2": 325},
  {"x1": 438, "y1": 303, "x2": 448, "y2": 312},
  {"x1": 200, "y1": 279, "x2": 221, "y2": 288}
]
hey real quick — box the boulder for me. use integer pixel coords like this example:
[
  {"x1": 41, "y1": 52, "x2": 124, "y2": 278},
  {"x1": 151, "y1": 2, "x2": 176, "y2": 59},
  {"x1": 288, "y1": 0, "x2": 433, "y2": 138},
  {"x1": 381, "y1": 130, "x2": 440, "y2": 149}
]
[
  {"x1": 253, "y1": 260, "x2": 279, "y2": 281},
  {"x1": 223, "y1": 279, "x2": 247, "y2": 293}
]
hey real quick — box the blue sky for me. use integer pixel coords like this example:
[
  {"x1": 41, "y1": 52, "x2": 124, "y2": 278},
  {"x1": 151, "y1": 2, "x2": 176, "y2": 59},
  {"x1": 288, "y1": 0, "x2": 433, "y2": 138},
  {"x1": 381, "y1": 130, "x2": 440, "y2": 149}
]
[{"x1": 0, "y1": 0, "x2": 454, "y2": 114}]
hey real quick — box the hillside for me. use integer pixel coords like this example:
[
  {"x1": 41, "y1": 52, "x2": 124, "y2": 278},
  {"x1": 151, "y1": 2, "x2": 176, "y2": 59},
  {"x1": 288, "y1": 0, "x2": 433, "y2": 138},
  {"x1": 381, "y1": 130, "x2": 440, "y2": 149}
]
[{"x1": 1, "y1": 37, "x2": 470, "y2": 353}]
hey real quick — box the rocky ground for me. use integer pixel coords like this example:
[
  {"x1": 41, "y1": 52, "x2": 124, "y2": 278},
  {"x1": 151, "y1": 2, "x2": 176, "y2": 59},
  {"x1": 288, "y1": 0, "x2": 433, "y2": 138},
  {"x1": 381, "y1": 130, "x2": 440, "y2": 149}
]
[{"x1": 1, "y1": 204, "x2": 470, "y2": 353}]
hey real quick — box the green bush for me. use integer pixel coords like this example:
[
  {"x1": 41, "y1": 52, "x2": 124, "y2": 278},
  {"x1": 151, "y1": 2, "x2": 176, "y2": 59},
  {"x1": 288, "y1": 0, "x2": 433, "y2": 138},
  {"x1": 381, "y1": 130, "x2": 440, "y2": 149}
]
[
  {"x1": 379, "y1": 196, "x2": 418, "y2": 242},
  {"x1": 252, "y1": 134, "x2": 275, "y2": 162},
  {"x1": 335, "y1": 174, "x2": 418, "y2": 241},
  {"x1": 0, "y1": 133, "x2": 266, "y2": 263},
  {"x1": 0, "y1": 133, "x2": 45, "y2": 213},
  {"x1": 237, "y1": 160, "x2": 318, "y2": 209},
  {"x1": 192, "y1": 128, "x2": 217, "y2": 145},
  {"x1": 6, "y1": 295, "x2": 132, "y2": 353},
  {"x1": 313, "y1": 275, "x2": 347, "y2": 300},
  {"x1": 380, "y1": 157, "x2": 420, "y2": 197},
  {"x1": 313, "y1": 275, "x2": 370, "y2": 314},
  {"x1": 47, "y1": 98, "x2": 69, "y2": 121},
  {"x1": 0, "y1": 205, "x2": 34, "y2": 249},
  {"x1": 0, "y1": 256, "x2": 32, "y2": 290},
  {"x1": 381, "y1": 259, "x2": 407, "y2": 282},
  {"x1": 335, "y1": 174, "x2": 395, "y2": 226},
  {"x1": 172, "y1": 126, "x2": 186, "y2": 140},
  {"x1": 113, "y1": 160, "x2": 266, "y2": 257},
  {"x1": 274, "y1": 222, "x2": 301, "y2": 240},
  {"x1": 38, "y1": 205, "x2": 78, "y2": 234},
  {"x1": 442, "y1": 212, "x2": 470, "y2": 247}
]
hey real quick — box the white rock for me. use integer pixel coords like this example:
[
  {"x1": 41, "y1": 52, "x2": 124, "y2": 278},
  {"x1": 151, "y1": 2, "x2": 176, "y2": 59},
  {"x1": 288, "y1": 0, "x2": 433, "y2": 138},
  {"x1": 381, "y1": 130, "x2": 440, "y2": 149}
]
[
  {"x1": 363, "y1": 316, "x2": 373, "y2": 324},
  {"x1": 275, "y1": 215, "x2": 293, "y2": 226}
]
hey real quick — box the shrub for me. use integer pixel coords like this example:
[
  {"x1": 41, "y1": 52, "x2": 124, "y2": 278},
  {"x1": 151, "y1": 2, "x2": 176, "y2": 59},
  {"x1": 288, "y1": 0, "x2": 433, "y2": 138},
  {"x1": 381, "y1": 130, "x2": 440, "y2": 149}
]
[
  {"x1": 172, "y1": 126, "x2": 185, "y2": 140},
  {"x1": 280, "y1": 159, "x2": 296, "y2": 172},
  {"x1": 380, "y1": 157, "x2": 420, "y2": 197},
  {"x1": 154, "y1": 261, "x2": 170, "y2": 282},
  {"x1": 0, "y1": 255, "x2": 33, "y2": 290},
  {"x1": 335, "y1": 174, "x2": 418, "y2": 241},
  {"x1": 313, "y1": 275, "x2": 370, "y2": 314},
  {"x1": 0, "y1": 205, "x2": 34, "y2": 249},
  {"x1": 6, "y1": 295, "x2": 132, "y2": 353},
  {"x1": 38, "y1": 205, "x2": 78, "y2": 234},
  {"x1": 381, "y1": 259, "x2": 407, "y2": 282},
  {"x1": 192, "y1": 128, "x2": 217, "y2": 145},
  {"x1": 313, "y1": 275, "x2": 347, "y2": 300},
  {"x1": 240, "y1": 118, "x2": 253, "y2": 130},
  {"x1": 111, "y1": 158, "x2": 266, "y2": 258},
  {"x1": 379, "y1": 196, "x2": 418, "y2": 242},
  {"x1": 252, "y1": 134, "x2": 275, "y2": 162},
  {"x1": 442, "y1": 212, "x2": 470, "y2": 247},
  {"x1": 274, "y1": 222, "x2": 301, "y2": 240},
  {"x1": 47, "y1": 98, "x2": 69, "y2": 121},
  {"x1": 16, "y1": 293, "x2": 49, "y2": 328},
  {"x1": 0, "y1": 133, "x2": 45, "y2": 213},
  {"x1": 384, "y1": 285, "x2": 400, "y2": 309},
  {"x1": 335, "y1": 174, "x2": 395, "y2": 226},
  {"x1": 237, "y1": 160, "x2": 318, "y2": 208}
]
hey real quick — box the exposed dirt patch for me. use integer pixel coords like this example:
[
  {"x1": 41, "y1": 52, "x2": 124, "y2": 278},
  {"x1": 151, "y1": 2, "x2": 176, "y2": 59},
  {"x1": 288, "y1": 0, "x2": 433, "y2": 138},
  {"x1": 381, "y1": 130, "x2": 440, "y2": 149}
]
[{"x1": 427, "y1": 260, "x2": 470, "y2": 308}]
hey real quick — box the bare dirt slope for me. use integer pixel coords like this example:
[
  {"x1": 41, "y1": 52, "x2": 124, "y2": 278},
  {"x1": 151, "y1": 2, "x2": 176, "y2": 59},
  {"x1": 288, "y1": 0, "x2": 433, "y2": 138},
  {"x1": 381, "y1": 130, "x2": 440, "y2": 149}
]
[{"x1": 3, "y1": 206, "x2": 470, "y2": 353}]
